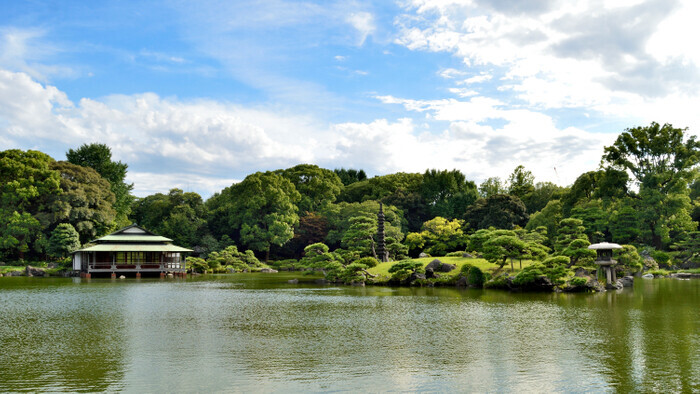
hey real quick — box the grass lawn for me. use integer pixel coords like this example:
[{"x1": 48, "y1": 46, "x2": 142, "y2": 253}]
[
  {"x1": 0, "y1": 266, "x2": 26, "y2": 274},
  {"x1": 368, "y1": 256, "x2": 538, "y2": 280}
]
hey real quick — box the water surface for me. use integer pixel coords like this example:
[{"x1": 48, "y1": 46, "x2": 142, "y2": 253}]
[{"x1": 1, "y1": 274, "x2": 698, "y2": 392}]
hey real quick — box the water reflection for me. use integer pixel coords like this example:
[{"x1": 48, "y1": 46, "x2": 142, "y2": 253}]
[{"x1": 0, "y1": 275, "x2": 698, "y2": 392}]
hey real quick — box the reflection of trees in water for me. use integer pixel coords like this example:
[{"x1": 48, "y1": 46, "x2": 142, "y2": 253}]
[
  {"x1": 569, "y1": 279, "x2": 699, "y2": 392},
  {"x1": 0, "y1": 278, "x2": 126, "y2": 392}
]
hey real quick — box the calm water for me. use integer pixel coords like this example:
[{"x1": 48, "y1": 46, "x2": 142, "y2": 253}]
[{"x1": 0, "y1": 274, "x2": 698, "y2": 392}]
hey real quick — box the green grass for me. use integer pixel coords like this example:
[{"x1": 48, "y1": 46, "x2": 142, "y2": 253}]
[
  {"x1": 0, "y1": 266, "x2": 26, "y2": 274},
  {"x1": 367, "y1": 256, "x2": 538, "y2": 280}
]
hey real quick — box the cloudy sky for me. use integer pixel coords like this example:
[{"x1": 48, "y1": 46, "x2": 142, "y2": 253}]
[{"x1": 1, "y1": 0, "x2": 699, "y2": 198}]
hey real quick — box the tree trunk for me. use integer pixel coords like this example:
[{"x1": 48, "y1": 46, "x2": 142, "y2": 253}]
[
  {"x1": 519, "y1": 259, "x2": 522, "y2": 269},
  {"x1": 370, "y1": 239, "x2": 377, "y2": 259},
  {"x1": 265, "y1": 247, "x2": 270, "y2": 263}
]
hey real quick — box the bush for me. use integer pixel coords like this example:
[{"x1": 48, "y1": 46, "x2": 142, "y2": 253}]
[
  {"x1": 338, "y1": 262, "x2": 369, "y2": 284},
  {"x1": 388, "y1": 260, "x2": 424, "y2": 282},
  {"x1": 186, "y1": 257, "x2": 208, "y2": 273},
  {"x1": 569, "y1": 276, "x2": 588, "y2": 287},
  {"x1": 446, "y1": 251, "x2": 465, "y2": 257},
  {"x1": 484, "y1": 274, "x2": 509, "y2": 289},
  {"x1": 354, "y1": 256, "x2": 379, "y2": 268},
  {"x1": 466, "y1": 265, "x2": 485, "y2": 287},
  {"x1": 543, "y1": 256, "x2": 570, "y2": 268},
  {"x1": 651, "y1": 250, "x2": 671, "y2": 267}
]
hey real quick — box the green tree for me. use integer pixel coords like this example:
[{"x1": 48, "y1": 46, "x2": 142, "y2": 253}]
[
  {"x1": 479, "y1": 177, "x2": 507, "y2": 198},
  {"x1": 407, "y1": 217, "x2": 467, "y2": 256},
  {"x1": 603, "y1": 122, "x2": 700, "y2": 249},
  {"x1": 0, "y1": 211, "x2": 43, "y2": 260},
  {"x1": 464, "y1": 194, "x2": 529, "y2": 230},
  {"x1": 0, "y1": 149, "x2": 61, "y2": 213},
  {"x1": 322, "y1": 200, "x2": 403, "y2": 248},
  {"x1": 483, "y1": 232, "x2": 526, "y2": 271},
  {"x1": 277, "y1": 164, "x2": 343, "y2": 213},
  {"x1": 522, "y1": 182, "x2": 567, "y2": 214},
  {"x1": 42, "y1": 161, "x2": 116, "y2": 243},
  {"x1": 525, "y1": 200, "x2": 563, "y2": 247},
  {"x1": 342, "y1": 213, "x2": 379, "y2": 258},
  {"x1": 615, "y1": 245, "x2": 643, "y2": 273},
  {"x1": 333, "y1": 168, "x2": 367, "y2": 186},
  {"x1": 211, "y1": 172, "x2": 301, "y2": 262},
  {"x1": 508, "y1": 165, "x2": 535, "y2": 200},
  {"x1": 66, "y1": 143, "x2": 134, "y2": 227},
  {"x1": 420, "y1": 169, "x2": 479, "y2": 219},
  {"x1": 47, "y1": 223, "x2": 81, "y2": 259},
  {"x1": 131, "y1": 189, "x2": 208, "y2": 248},
  {"x1": 608, "y1": 204, "x2": 640, "y2": 244}
]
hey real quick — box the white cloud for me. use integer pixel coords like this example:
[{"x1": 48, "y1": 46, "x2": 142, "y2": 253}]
[
  {"x1": 0, "y1": 27, "x2": 79, "y2": 81},
  {"x1": 347, "y1": 11, "x2": 376, "y2": 45},
  {"x1": 394, "y1": 0, "x2": 700, "y2": 131},
  {"x1": 1, "y1": 69, "x2": 620, "y2": 198}
]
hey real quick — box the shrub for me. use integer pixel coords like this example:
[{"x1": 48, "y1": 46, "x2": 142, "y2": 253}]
[
  {"x1": 569, "y1": 276, "x2": 588, "y2": 287},
  {"x1": 466, "y1": 265, "x2": 485, "y2": 287},
  {"x1": 446, "y1": 251, "x2": 465, "y2": 257},
  {"x1": 388, "y1": 260, "x2": 424, "y2": 282},
  {"x1": 354, "y1": 256, "x2": 379, "y2": 268},
  {"x1": 651, "y1": 250, "x2": 671, "y2": 267},
  {"x1": 484, "y1": 274, "x2": 509, "y2": 289},
  {"x1": 186, "y1": 257, "x2": 208, "y2": 273},
  {"x1": 543, "y1": 256, "x2": 570, "y2": 268},
  {"x1": 338, "y1": 262, "x2": 369, "y2": 284}
]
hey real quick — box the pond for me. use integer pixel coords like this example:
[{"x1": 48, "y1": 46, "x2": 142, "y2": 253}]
[{"x1": 0, "y1": 273, "x2": 698, "y2": 392}]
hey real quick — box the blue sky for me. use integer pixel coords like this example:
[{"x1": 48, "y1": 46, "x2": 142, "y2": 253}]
[{"x1": 1, "y1": 0, "x2": 699, "y2": 197}]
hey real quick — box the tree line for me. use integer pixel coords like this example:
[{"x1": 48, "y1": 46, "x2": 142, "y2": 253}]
[{"x1": 1, "y1": 122, "x2": 699, "y2": 270}]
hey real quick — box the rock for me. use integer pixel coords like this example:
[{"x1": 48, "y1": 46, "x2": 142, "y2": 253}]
[
  {"x1": 0, "y1": 273, "x2": 3, "y2": 277},
  {"x1": 288, "y1": 279, "x2": 299, "y2": 284},
  {"x1": 671, "y1": 272, "x2": 692, "y2": 279},
  {"x1": 574, "y1": 267, "x2": 590, "y2": 277},
  {"x1": 425, "y1": 259, "x2": 456, "y2": 273},
  {"x1": 350, "y1": 281, "x2": 365, "y2": 286},
  {"x1": 314, "y1": 278, "x2": 328, "y2": 285},
  {"x1": 419, "y1": 252, "x2": 430, "y2": 258},
  {"x1": 226, "y1": 268, "x2": 236, "y2": 273},
  {"x1": 642, "y1": 273, "x2": 654, "y2": 279},
  {"x1": 462, "y1": 253, "x2": 474, "y2": 258},
  {"x1": 167, "y1": 273, "x2": 174, "y2": 278},
  {"x1": 424, "y1": 267, "x2": 436, "y2": 279},
  {"x1": 409, "y1": 272, "x2": 426, "y2": 283},
  {"x1": 455, "y1": 275, "x2": 468, "y2": 287},
  {"x1": 119, "y1": 275, "x2": 126, "y2": 279},
  {"x1": 9, "y1": 270, "x2": 24, "y2": 276},
  {"x1": 606, "y1": 281, "x2": 623, "y2": 290},
  {"x1": 260, "y1": 268, "x2": 278, "y2": 273},
  {"x1": 25, "y1": 266, "x2": 45, "y2": 277},
  {"x1": 619, "y1": 276, "x2": 634, "y2": 287}
]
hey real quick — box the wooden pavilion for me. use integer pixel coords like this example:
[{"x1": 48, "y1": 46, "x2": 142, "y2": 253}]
[{"x1": 72, "y1": 224, "x2": 192, "y2": 278}]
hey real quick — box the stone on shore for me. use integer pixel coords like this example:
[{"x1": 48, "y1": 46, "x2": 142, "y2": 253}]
[
  {"x1": 288, "y1": 279, "x2": 299, "y2": 284},
  {"x1": 619, "y1": 276, "x2": 634, "y2": 287},
  {"x1": 25, "y1": 266, "x2": 46, "y2": 277},
  {"x1": 642, "y1": 273, "x2": 654, "y2": 279},
  {"x1": 425, "y1": 259, "x2": 456, "y2": 273},
  {"x1": 260, "y1": 268, "x2": 278, "y2": 273}
]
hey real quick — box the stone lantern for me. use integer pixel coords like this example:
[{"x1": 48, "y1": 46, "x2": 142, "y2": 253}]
[{"x1": 588, "y1": 242, "x2": 622, "y2": 287}]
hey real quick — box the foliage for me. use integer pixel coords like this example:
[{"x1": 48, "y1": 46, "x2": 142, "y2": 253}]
[
  {"x1": 386, "y1": 237, "x2": 409, "y2": 261},
  {"x1": 354, "y1": 256, "x2": 379, "y2": 268},
  {"x1": 388, "y1": 260, "x2": 425, "y2": 282},
  {"x1": 554, "y1": 218, "x2": 589, "y2": 254},
  {"x1": 507, "y1": 165, "x2": 535, "y2": 201},
  {"x1": 513, "y1": 261, "x2": 568, "y2": 286},
  {"x1": 525, "y1": 200, "x2": 563, "y2": 246},
  {"x1": 464, "y1": 194, "x2": 528, "y2": 230},
  {"x1": 609, "y1": 204, "x2": 640, "y2": 244},
  {"x1": 603, "y1": 122, "x2": 700, "y2": 248},
  {"x1": 131, "y1": 188, "x2": 207, "y2": 248},
  {"x1": 543, "y1": 256, "x2": 570, "y2": 267},
  {"x1": 66, "y1": 143, "x2": 134, "y2": 227},
  {"x1": 0, "y1": 211, "x2": 43, "y2": 260},
  {"x1": 479, "y1": 177, "x2": 507, "y2": 198},
  {"x1": 186, "y1": 257, "x2": 208, "y2": 273},
  {"x1": 207, "y1": 245, "x2": 263, "y2": 272},
  {"x1": 43, "y1": 161, "x2": 117, "y2": 244},
  {"x1": 0, "y1": 149, "x2": 61, "y2": 212},
  {"x1": 333, "y1": 168, "x2": 367, "y2": 186},
  {"x1": 209, "y1": 171, "x2": 301, "y2": 261},
  {"x1": 570, "y1": 200, "x2": 608, "y2": 243},
  {"x1": 560, "y1": 238, "x2": 596, "y2": 266},
  {"x1": 420, "y1": 169, "x2": 479, "y2": 219},
  {"x1": 468, "y1": 229, "x2": 493, "y2": 254},
  {"x1": 323, "y1": 200, "x2": 404, "y2": 253},
  {"x1": 407, "y1": 217, "x2": 467, "y2": 256},
  {"x1": 300, "y1": 242, "x2": 344, "y2": 273},
  {"x1": 47, "y1": 223, "x2": 81, "y2": 259},
  {"x1": 569, "y1": 276, "x2": 588, "y2": 287},
  {"x1": 336, "y1": 262, "x2": 370, "y2": 284},
  {"x1": 673, "y1": 231, "x2": 700, "y2": 267},
  {"x1": 460, "y1": 264, "x2": 485, "y2": 287},
  {"x1": 482, "y1": 233, "x2": 526, "y2": 269},
  {"x1": 277, "y1": 164, "x2": 343, "y2": 213},
  {"x1": 615, "y1": 245, "x2": 643, "y2": 272}
]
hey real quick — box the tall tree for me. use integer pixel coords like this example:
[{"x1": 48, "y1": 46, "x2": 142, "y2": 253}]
[
  {"x1": 66, "y1": 143, "x2": 134, "y2": 227},
  {"x1": 479, "y1": 177, "x2": 507, "y2": 198},
  {"x1": 277, "y1": 164, "x2": 343, "y2": 213},
  {"x1": 603, "y1": 122, "x2": 700, "y2": 248},
  {"x1": 420, "y1": 169, "x2": 479, "y2": 219},
  {"x1": 464, "y1": 194, "x2": 529, "y2": 230},
  {"x1": 211, "y1": 172, "x2": 301, "y2": 262},
  {"x1": 333, "y1": 168, "x2": 367, "y2": 186},
  {"x1": 42, "y1": 161, "x2": 117, "y2": 243},
  {"x1": 507, "y1": 165, "x2": 535, "y2": 200},
  {"x1": 131, "y1": 189, "x2": 207, "y2": 248},
  {"x1": 0, "y1": 149, "x2": 61, "y2": 213},
  {"x1": 47, "y1": 223, "x2": 81, "y2": 259}
]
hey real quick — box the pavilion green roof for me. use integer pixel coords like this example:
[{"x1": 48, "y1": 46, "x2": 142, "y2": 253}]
[
  {"x1": 78, "y1": 244, "x2": 193, "y2": 252},
  {"x1": 95, "y1": 235, "x2": 173, "y2": 243}
]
